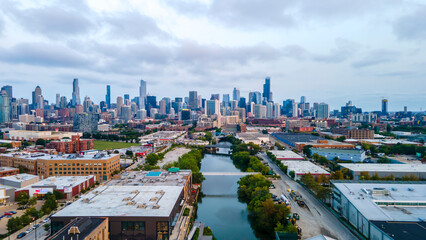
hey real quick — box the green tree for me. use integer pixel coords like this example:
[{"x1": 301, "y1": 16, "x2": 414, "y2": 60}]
[
  {"x1": 35, "y1": 138, "x2": 46, "y2": 146},
  {"x1": 53, "y1": 190, "x2": 65, "y2": 200},
  {"x1": 125, "y1": 150, "x2": 133, "y2": 157},
  {"x1": 303, "y1": 145, "x2": 313, "y2": 157},
  {"x1": 16, "y1": 192, "x2": 30, "y2": 206},
  {"x1": 289, "y1": 170, "x2": 295, "y2": 179},
  {"x1": 146, "y1": 153, "x2": 160, "y2": 165}
]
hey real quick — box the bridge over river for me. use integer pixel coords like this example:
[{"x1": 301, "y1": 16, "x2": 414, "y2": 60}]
[{"x1": 201, "y1": 172, "x2": 260, "y2": 176}]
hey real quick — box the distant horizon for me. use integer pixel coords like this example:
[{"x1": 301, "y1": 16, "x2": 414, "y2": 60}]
[{"x1": 2, "y1": 80, "x2": 423, "y2": 113}]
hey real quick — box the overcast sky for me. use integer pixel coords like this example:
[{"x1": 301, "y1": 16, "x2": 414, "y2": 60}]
[{"x1": 1, "y1": 0, "x2": 425, "y2": 111}]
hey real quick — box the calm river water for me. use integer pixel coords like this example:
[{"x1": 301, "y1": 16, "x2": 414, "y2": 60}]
[{"x1": 196, "y1": 154, "x2": 257, "y2": 240}]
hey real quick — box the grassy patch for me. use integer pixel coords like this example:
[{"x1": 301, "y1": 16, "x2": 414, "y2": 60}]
[{"x1": 94, "y1": 141, "x2": 140, "y2": 150}]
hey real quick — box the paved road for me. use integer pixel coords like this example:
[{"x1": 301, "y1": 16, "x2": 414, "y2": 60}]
[
  {"x1": 259, "y1": 152, "x2": 358, "y2": 240},
  {"x1": 22, "y1": 220, "x2": 50, "y2": 240}
]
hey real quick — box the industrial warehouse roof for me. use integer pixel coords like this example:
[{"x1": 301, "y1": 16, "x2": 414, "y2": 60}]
[
  {"x1": 19, "y1": 175, "x2": 94, "y2": 191},
  {"x1": 0, "y1": 167, "x2": 19, "y2": 172},
  {"x1": 282, "y1": 160, "x2": 330, "y2": 175},
  {"x1": 339, "y1": 164, "x2": 426, "y2": 173},
  {"x1": 270, "y1": 150, "x2": 304, "y2": 160},
  {"x1": 332, "y1": 181, "x2": 426, "y2": 222},
  {"x1": 311, "y1": 148, "x2": 364, "y2": 154},
  {"x1": 0, "y1": 173, "x2": 38, "y2": 182},
  {"x1": 107, "y1": 170, "x2": 191, "y2": 187},
  {"x1": 53, "y1": 185, "x2": 183, "y2": 218}
]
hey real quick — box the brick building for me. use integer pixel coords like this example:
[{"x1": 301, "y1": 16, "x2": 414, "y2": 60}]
[
  {"x1": 47, "y1": 135, "x2": 95, "y2": 154},
  {"x1": 0, "y1": 167, "x2": 19, "y2": 177},
  {"x1": 332, "y1": 128, "x2": 374, "y2": 139}
]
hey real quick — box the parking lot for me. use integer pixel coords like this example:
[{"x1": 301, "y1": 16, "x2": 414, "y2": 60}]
[{"x1": 0, "y1": 201, "x2": 44, "y2": 235}]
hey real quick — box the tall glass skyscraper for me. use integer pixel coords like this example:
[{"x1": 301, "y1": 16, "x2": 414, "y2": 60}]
[
  {"x1": 106, "y1": 85, "x2": 111, "y2": 109},
  {"x1": 72, "y1": 78, "x2": 81, "y2": 107},
  {"x1": 232, "y1": 88, "x2": 240, "y2": 101},
  {"x1": 263, "y1": 77, "x2": 271, "y2": 102},
  {"x1": 139, "y1": 80, "x2": 147, "y2": 110}
]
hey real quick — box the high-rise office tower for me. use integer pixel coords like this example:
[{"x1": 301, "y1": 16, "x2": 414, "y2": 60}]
[
  {"x1": 232, "y1": 88, "x2": 240, "y2": 101},
  {"x1": 263, "y1": 77, "x2": 271, "y2": 102},
  {"x1": 223, "y1": 94, "x2": 230, "y2": 107},
  {"x1": 1, "y1": 86, "x2": 12, "y2": 98},
  {"x1": 238, "y1": 97, "x2": 246, "y2": 109},
  {"x1": 72, "y1": 78, "x2": 81, "y2": 107},
  {"x1": 206, "y1": 100, "x2": 220, "y2": 116},
  {"x1": 266, "y1": 102, "x2": 273, "y2": 119},
  {"x1": 73, "y1": 113, "x2": 99, "y2": 133},
  {"x1": 300, "y1": 96, "x2": 306, "y2": 104},
  {"x1": 273, "y1": 103, "x2": 280, "y2": 119},
  {"x1": 32, "y1": 86, "x2": 42, "y2": 109},
  {"x1": 292, "y1": 102, "x2": 298, "y2": 117},
  {"x1": 316, "y1": 103, "x2": 329, "y2": 119},
  {"x1": 60, "y1": 96, "x2": 68, "y2": 109},
  {"x1": 254, "y1": 104, "x2": 267, "y2": 119},
  {"x1": 117, "y1": 96, "x2": 123, "y2": 115},
  {"x1": 139, "y1": 80, "x2": 147, "y2": 109},
  {"x1": 189, "y1": 91, "x2": 198, "y2": 109},
  {"x1": 381, "y1": 99, "x2": 388, "y2": 116},
  {"x1": 124, "y1": 94, "x2": 130, "y2": 101},
  {"x1": 37, "y1": 95, "x2": 44, "y2": 109},
  {"x1": 106, "y1": 85, "x2": 111, "y2": 109},
  {"x1": 0, "y1": 90, "x2": 10, "y2": 123},
  {"x1": 55, "y1": 94, "x2": 60, "y2": 108},
  {"x1": 159, "y1": 99, "x2": 167, "y2": 114}
]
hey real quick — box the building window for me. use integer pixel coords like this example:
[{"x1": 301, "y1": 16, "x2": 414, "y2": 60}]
[
  {"x1": 156, "y1": 222, "x2": 168, "y2": 240},
  {"x1": 122, "y1": 221, "x2": 145, "y2": 231}
]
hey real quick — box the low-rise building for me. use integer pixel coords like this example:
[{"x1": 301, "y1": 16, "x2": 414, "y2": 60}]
[
  {"x1": 236, "y1": 132, "x2": 270, "y2": 145},
  {"x1": 0, "y1": 185, "x2": 16, "y2": 204},
  {"x1": 36, "y1": 153, "x2": 120, "y2": 181},
  {"x1": 52, "y1": 185, "x2": 184, "y2": 240},
  {"x1": 339, "y1": 163, "x2": 426, "y2": 180},
  {"x1": 5, "y1": 130, "x2": 82, "y2": 142},
  {"x1": 0, "y1": 173, "x2": 39, "y2": 188},
  {"x1": 270, "y1": 150, "x2": 304, "y2": 160},
  {"x1": 332, "y1": 128, "x2": 374, "y2": 139},
  {"x1": 16, "y1": 175, "x2": 95, "y2": 199},
  {"x1": 282, "y1": 160, "x2": 330, "y2": 180},
  {"x1": 0, "y1": 167, "x2": 19, "y2": 177},
  {"x1": 47, "y1": 135, "x2": 95, "y2": 154},
  {"x1": 273, "y1": 133, "x2": 354, "y2": 151},
  {"x1": 0, "y1": 139, "x2": 21, "y2": 148},
  {"x1": 331, "y1": 181, "x2": 426, "y2": 240},
  {"x1": 311, "y1": 148, "x2": 366, "y2": 162}
]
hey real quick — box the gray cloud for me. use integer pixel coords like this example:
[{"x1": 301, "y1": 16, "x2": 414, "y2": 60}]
[
  {"x1": 0, "y1": 15, "x2": 3, "y2": 36},
  {"x1": 311, "y1": 39, "x2": 357, "y2": 63},
  {"x1": 104, "y1": 11, "x2": 170, "y2": 40},
  {"x1": 393, "y1": 7, "x2": 426, "y2": 40},
  {"x1": 281, "y1": 45, "x2": 308, "y2": 60},
  {"x1": 0, "y1": 43, "x2": 92, "y2": 68},
  {"x1": 352, "y1": 50, "x2": 399, "y2": 68},
  {"x1": 6, "y1": 2, "x2": 96, "y2": 38}
]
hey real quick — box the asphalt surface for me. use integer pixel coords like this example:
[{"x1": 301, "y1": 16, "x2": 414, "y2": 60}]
[
  {"x1": 259, "y1": 152, "x2": 358, "y2": 240},
  {"x1": 21, "y1": 220, "x2": 50, "y2": 240}
]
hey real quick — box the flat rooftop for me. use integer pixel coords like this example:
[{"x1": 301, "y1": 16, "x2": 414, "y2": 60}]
[
  {"x1": 107, "y1": 170, "x2": 191, "y2": 187},
  {"x1": 236, "y1": 132, "x2": 269, "y2": 141},
  {"x1": 270, "y1": 150, "x2": 304, "y2": 160},
  {"x1": 0, "y1": 167, "x2": 19, "y2": 172},
  {"x1": 140, "y1": 131, "x2": 185, "y2": 140},
  {"x1": 273, "y1": 133, "x2": 322, "y2": 143},
  {"x1": 312, "y1": 148, "x2": 364, "y2": 154},
  {"x1": 49, "y1": 218, "x2": 106, "y2": 240},
  {"x1": 282, "y1": 160, "x2": 330, "y2": 175},
  {"x1": 1, "y1": 152, "x2": 117, "y2": 161},
  {"x1": 53, "y1": 185, "x2": 183, "y2": 218},
  {"x1": 339, "y1": 163, "x2": 426, "y2": 173},
  {"x1": 20, "y1": 175, "x2": 94, "y2": 190},
  {"x1": 0, "y1": 173, "x2": 38, "y2": 182},
  {"x1": 333, "y1": 181, "x2": 426, "y2": 222}
]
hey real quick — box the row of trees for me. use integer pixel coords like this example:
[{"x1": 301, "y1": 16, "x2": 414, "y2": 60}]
[
  {"x1": 300, "y1": 174, "x2": 331, "y2": 202},
  {"x1": 238, "y1": 174, "x2": 295, "y2": 239},
  {"x1": 266, "y1": 151, "x2": 288, "y2": 173},
  {"x1": 358, "y1": 172, "x2": 420, "y2": 181},
  {"x1": 232, "y1": 152, "x2": 269, "y2": 175},
  {"x1": 7, "y1": 192, "x2": 58, "y2": 234},
  {"x1": 163, "y1": 148, "x2": 206, "y2": 184}
]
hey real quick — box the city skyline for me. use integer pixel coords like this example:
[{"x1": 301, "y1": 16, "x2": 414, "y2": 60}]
[{"x1": 0, "y1": 1, "x2": 425, "y2": 111}]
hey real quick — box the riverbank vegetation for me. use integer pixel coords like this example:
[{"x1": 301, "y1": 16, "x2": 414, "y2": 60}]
[
  {"x1": 238, "y1": 174, "x2": 293, "y2": 240},
  {"x1": 163, "y1": 148, "x2": 205, "y2": 184}
]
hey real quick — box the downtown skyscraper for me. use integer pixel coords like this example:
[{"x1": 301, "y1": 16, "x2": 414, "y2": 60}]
[
  {"x1": 106, "y1": 85, "x2": 111, "y2": 109},
  {"x1": 72, "y1": 78, "x2": 81, "y2": 107},
  {"x1": 263, "y1": 77, "x2": 272, "y2": 102},
  {"x1": 139, "y1": 80, "x2": 147, "y2": 110}
]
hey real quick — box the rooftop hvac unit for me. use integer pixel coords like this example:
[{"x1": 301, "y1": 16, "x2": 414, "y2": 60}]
[
  {"x1": 82, "y1": 198, "x2": 90, "y2": 203},
  {"x1": 126, "y1": 201, "x2": 136, "y2": 206},
  {"x1": 149, "y1": 197, "x2": 158, "y2": 202},
  {"x1": 131, "y1": 190, "x2": 139, "y2": 194},
  {"x1": 122, "y1": 197, "x2": 131, "y2": 201},
  {"x1": 137, "y1": 204, "x2": 147, "y2": 209},
  {"x1": 152, "y1": 205, "x2": 160, "y2": 209}
]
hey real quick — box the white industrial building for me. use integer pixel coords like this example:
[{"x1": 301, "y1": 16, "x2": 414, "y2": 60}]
[
  {"x1": 311, "y1": 148, "x2": 366, "y2": 162},
  {"x1": 339, "y1": 163, "x2": 426, "y2": 180},
  {"x1": 332, "y1": 181, "x2": 426, "y2": 240},
  {"x1": 282, "y1": 160, "x2": 330, "y2": 180},
  {"x1": 270, "y1": 150, "x2": 304, "y2": 160}
]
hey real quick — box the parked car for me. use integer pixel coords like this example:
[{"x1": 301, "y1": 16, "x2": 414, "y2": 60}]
[
  {"x1": 25, "y1": 228, "x2": 33, "y2": 234},
  {"x1": 33, "y1": 224, "x2": 40, "y2": 229},
  {"x1": 0, "y1": 215, "x2": 5, "y2": 219},
  {"x1": 42, "y1": 218, "x2": 50, "y2": 223},
  {"x1": 9, "y1": 211, "x2": 17, "y2": 214},
  {"x1": 17, "y1": 233, "x2": 26, "y2": 239},
  {"x1": 3, "y1": 212, "x2": 13, "y2": 216},
  {"x1": 293, "y1": 213, "x2": 300, "y2": 220}
]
